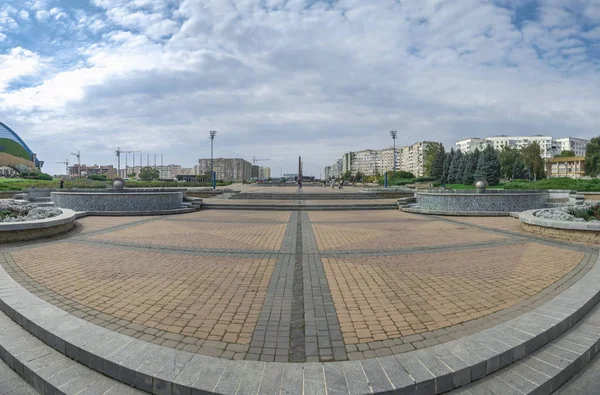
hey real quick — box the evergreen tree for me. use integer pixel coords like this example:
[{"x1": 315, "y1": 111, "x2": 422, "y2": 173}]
[
  {"x1": 447, "y1": 149, "x2": 463, "y2": 184},
  {"x1": 430, "y1": 144, "x2": 446, "y2": 179},
  {"x1": 441, "y1": 148, "x2": 454, "y2": 184},
  {"x1": 457, "y1": 152, "x2": 467, "y2": 183},
  {"x1": 462, "y1": 149, "x2": 480, "y2": 185},
  {"x1": 475, "y1": 145, "x2": 501, "y2": 185},
  {"x1": 512, "y1": 156, "x2": 527, "y2": 180}
]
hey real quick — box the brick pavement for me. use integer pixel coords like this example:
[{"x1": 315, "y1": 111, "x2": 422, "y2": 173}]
[{"x1": 0, "y1": 209, "x2": 594, "y2": 363}]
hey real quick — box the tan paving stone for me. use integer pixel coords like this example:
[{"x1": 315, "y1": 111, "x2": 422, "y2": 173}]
[
  {"x1": 9, "y1": 243, "x2": 276, "y2": 346},
  {"x1": 323, "y1": 242, "x2": 584, "y2": 343},
  {"x1": 312, "y1": 220, "x2": 505, "y2": 250},
  {"x1": 89, "y1": 220, "x2": 287, "y2": 250}
]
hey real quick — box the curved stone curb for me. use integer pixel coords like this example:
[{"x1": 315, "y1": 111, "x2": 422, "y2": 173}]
[
  {"x1": 74, "y1": 207, "x2": 198, "y2": 218},
  {"x1": 450, "y1": 300, "x2": 600, "y2": 394},
  {"x1": 402, "y1": 207, "x2": 510, "y2": 217},
  {"x1": 203, "y1": 203, "x2": 397, "y2": 211},
  {"x1": 520, "y1": 209, "x2": 600, "y2": 231},
  {"x1": 1, "y1": 251, "x2": 600, "y2": 394},
  {"x1": 0, "y1": 209, "x2": 76, "y2": 231},
  {"x1": 0, "y1": 209, "x2": 77, "y2": 243}
]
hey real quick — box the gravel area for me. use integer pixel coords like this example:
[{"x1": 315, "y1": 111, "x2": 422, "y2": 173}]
[{"x1": 0, "y1": 200, "x2": 61, "y2": 223}]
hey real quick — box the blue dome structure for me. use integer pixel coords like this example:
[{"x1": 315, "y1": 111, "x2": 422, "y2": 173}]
[{"x1": 0, "y1": 122, "x2": 43, "y2": 169}]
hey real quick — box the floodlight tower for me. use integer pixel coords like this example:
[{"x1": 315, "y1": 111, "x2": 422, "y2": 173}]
[{"x1": 389, "y1": 130, "x2": 398, "y2": 179}]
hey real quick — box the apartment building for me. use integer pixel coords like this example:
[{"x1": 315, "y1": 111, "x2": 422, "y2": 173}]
[
  {"x1": 546, "y1": 156, "x2": 585, "y2": 178},
  {"x1": 70, "y1": 164, "x2": 117, "y2": 178},
  {"x1": 456, "y1": 135, "x2": 589, "y2": 159},
  {"x1": 338, "y1": 141, "x2": 430, "y2": 177},
  {"x1": 197, "y1": 158, "x2": 252, "y2": 181},
  {"x1": 553, "y1": 137, "x2": 588, "y2": 157}
]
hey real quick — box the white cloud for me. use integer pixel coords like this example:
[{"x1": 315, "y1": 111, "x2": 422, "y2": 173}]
[
  {"x1": 0, "y1": 0, "x2": 599, "y2": 176},
  {"x1": 0, "y1": 33, "x2": 6, "y2": 42},
  {"x1": 35, "y1": 9, "x2": 49, "y2": 21},
  {"x1": 18, "y1": 10, "x2": 29, "y2": 20},
  {"x1": 0, "y1": 47, "x2": 42, "y2": 92}
]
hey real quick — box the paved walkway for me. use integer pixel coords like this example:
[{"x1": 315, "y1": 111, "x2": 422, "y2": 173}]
[{"x1": 0, "y1": 210, "x2": 595, "y2": 364}]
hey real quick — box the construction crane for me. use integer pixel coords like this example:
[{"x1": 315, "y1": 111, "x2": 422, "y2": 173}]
[
  {"x1": 56, "y1": 159, "x2": 69, "y2": 177},
  {"x1": 252, "y1": 156, "x2": 270, "y2": 165},
  {"x1": 70, "y1": 150, "x2": 81, "y2": 178},
  {"x1": 116, "y1": 147, "x2": 142, "y2": 178}
]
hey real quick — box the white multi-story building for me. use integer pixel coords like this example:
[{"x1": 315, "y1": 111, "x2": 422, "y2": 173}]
[
  {"x1": 338, "y1": 141, "x2": 430, "y2": 178},
  {"x1": 553, "y1": 137, "x2": 588, "y2": 157},
  {"x1": 399, "y1": 141, "x2": 429, "y2": 177},
  {"x1": 456, "y1": 135, "x2": 589, "y2": 159},
  {"x1": 455, "y1": 138, "x2": 488, "y2": 154},
  {"x1": 197, "y1": 158, "x2": 252, "y2": 181}
]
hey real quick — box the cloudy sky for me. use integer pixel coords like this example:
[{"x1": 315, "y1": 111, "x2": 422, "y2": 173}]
[{"x1": 0, "y1": 0, "x2": 599, "y2": 177}]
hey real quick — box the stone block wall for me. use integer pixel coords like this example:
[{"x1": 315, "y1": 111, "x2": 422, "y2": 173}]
[
  {"x1": 0, "y1": 222, "x2": 75, "y2": 243},
  {"x1": 521, "y1": 222, "x2": 600, "y2": 244}
]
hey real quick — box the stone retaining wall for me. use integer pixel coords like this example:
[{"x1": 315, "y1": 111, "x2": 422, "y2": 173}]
[
  {"x1": 521, "y1": 222, "x2": 600, "y2": 243},
  {"x1": 417, "y1": 190, "x2": 548, "y2": 212},
  {"x1": 0, "y1": 209, "x2": 77, "y2": 243},
  {"x1": 520, "y1": 209, "x2": 600, "y2": 243},
  {"x1": 51, "y1": 191, "x2": 183, "y2": 212},
  {"x1": 0, "y1": 222, "x2": 75, "y2": 243}
]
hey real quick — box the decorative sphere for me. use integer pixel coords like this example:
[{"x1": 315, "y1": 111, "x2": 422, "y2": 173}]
[
  {"x1": 475, "y1": 180, "x2": 486, "y2": 189},
  {"x1": 113, "y1": 180, "x2": 123, "y2": 189}
]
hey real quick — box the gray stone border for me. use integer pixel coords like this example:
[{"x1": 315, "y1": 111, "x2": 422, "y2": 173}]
[
  {"x1": 402, "y1": 207, "x2": 511, "y2": 217},
  {"x1": 520, "y1": 209, "x2": 600, "y2": 231},
  {"x1": 1, "y1": 247, "x2": 600, "y2": 394},
  {"x1": 0, "y1": 209, "x2": 76, "y2": 231},
  {"x1": 203, "y1": 203, "x2": 397, "y2": 211}
]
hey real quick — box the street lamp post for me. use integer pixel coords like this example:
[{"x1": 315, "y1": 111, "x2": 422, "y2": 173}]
[
  {"x1": 209, "y1": 130, "x2": 217, "y2": 190},
  {"x1": 390, "y1": 130, "x2": 397, "y2": 179}
]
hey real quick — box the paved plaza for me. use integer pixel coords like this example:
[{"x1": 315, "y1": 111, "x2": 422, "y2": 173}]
[{"x1": 0, "y1": 209, "x2": 595, "y2": 366}]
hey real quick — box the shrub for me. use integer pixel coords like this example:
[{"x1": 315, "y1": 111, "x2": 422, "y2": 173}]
[{"x1": 88, "y1": 174, "x2": 107, "y2": 181}]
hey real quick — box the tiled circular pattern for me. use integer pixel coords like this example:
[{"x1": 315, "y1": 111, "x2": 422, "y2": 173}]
[{"x1": 0, "y1": 209, "x2": 594, "y2": 363}]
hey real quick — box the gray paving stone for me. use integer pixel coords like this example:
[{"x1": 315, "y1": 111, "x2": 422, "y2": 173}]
[
  {"x1": 340, "y1": 361, "x2": 372, "y2": 395},
  {"x1": 235, "y1": 361, "x2": 265, "y2": 395},
  {"x1": 172, "y1": 357, "x2": 212, "y2": 394},
  {"x1": 494, "y1": 369, "x2": 538, "y2": 394},
  {"x1": 395, "y1": 353, "x2": 435, "y2": 395},
  {"x1": 303, "y1": 363, "x2": 326, "y2": 395},
  {"x1": 360, "y1": 359, "x2": 394, "y2": 393},
  {"x1": 153, "y1": 351, "x2": 195, "y2": 395},
  {"x1": 413, "y1": 351, "x2": 454, "y2": 393},
  {"x1": 210, "y1": 360, "x2": 241, "y2": 395},
  {"x1": 257, "y1": 363, "x2": 284, "y2": 393},
  {"x1": 280, "y1": 363, "x2": 303, "y2": 395},
  {"x1": 376, "y1": 356, "x2": 414, "y2": 392}
]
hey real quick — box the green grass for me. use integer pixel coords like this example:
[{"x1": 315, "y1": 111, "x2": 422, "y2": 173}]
[
  {"x1": 0, "y1": 178, "x2": 234, "y2": 191},
  {"x1": 503, "y1": 178, "x2": 600, "y2": 191}
]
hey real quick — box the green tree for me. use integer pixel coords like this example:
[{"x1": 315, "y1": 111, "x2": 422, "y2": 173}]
[
  {"x1": 441, "y1": 148, "x2": 454, "y2": 184},
  {"x1": 423, "y1": 142, "x2": 443, "y2": 176},
  {"x1": 499, "y1": 146, "x2": 521, "y2": 180},
  {"x1": 342, "y1": 170, "x2": 352, "y2": 180},
  {"x1": 139, "y1": 166, "x2": 160, "y2": 181},
  {"x1": 461, "y1": 149, "x2": 480, "y2": 185},
  {"x1": 512, "y1": 156, "x2": 527, "y2": 179},
  {"x1": 127, "y1": 173, "x2": 137, "y2": 179},
  {"x1": 475, "y1": 145, "x2": 501, "y2": 185},
  {"x1": 398, "y1": 171, "x2": 415, "y2": 179},
  {"x1": 430, "y1": 144, "x2": 446, "y2": 179},
  {"x1": 521, "y1": 142, "x2": 546, "y2": 180},
  {"x1": 557, "y1": 150, "x2": 575, "y2": 157},
  {"x1": 355, "y1": 171, "x2": 364, "y2": 182},
  {"x1": 585, "y1": 137, "x2": 600, "y2": 177},
  {"x1": 447, "y1": 149, "x2": 463, "y2": 184}
]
